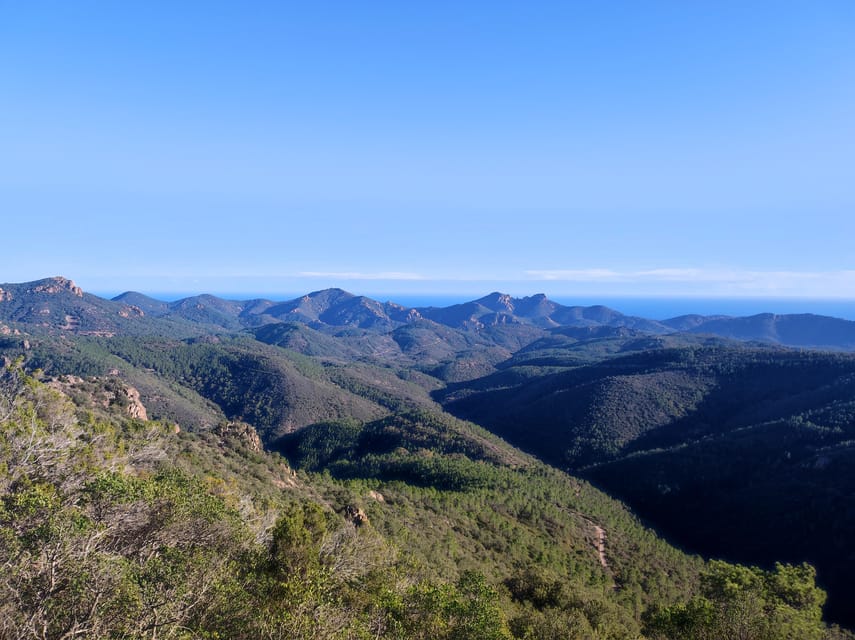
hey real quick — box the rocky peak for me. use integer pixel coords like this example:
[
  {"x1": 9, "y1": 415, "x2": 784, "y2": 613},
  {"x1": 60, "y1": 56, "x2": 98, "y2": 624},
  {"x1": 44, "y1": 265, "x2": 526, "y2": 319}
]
[
  {"x1": 29, "y1": 277, "x2": 84, "y2": 297},
  {"x1": 496, "y1": 293, "x2": 514, "y2": 309},
  {"x1": 477, "y1": 292, "x2": 516, "y2": 313}
]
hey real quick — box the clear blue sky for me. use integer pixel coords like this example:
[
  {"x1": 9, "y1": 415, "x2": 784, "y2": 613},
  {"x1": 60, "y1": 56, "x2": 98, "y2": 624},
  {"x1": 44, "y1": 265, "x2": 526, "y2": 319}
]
[{"x1": 2, "y1": 1, "x2": 854, "y2": 299}]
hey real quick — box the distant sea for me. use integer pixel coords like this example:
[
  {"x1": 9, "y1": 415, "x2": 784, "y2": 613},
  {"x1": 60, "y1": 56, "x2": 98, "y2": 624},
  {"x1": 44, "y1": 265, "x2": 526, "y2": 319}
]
[
  {"x1": 392, "y1": 296, "x2": 855, "y2": 321},
  {"x1": 101, "y1": 291, "x2": 855, "y2": 322},
  {"x1": 552, "y1": 298, "x2": 855, "y2": 321}
]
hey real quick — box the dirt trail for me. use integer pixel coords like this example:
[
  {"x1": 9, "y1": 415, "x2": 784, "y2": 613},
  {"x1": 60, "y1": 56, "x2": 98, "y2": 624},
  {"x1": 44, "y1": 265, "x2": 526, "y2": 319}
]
[
  {"x1": 591, "y1": 523, "x2": 607, "y2": 568},
  {"x1": 566, "y1": 510, "x2": 609, "y2": 569}
]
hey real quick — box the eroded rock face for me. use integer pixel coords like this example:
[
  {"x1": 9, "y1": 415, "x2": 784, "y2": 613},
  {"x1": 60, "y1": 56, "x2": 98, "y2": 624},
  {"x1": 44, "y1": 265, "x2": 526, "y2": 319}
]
[
  {"x1": 213, "y1": 421, "x2": 263, "y2": 452},
  {"x1": 1, "y1": 325, "x2": 22, "y2": 335},
  {"x1": 28, "y1": 277, "x2": 84, "y2": 297},
  {"x1": 123, "y1": 386, "x2": 148, "y2": 421},
  {"x1": 46, "y1": 375, "x2": 149, "y2": 421},
  {"x1": 344, "y1": 505, "x2": 369, "y2": 526},
  {"x1": 118, "y1": 305, "x2": 145, "y2": 318}
]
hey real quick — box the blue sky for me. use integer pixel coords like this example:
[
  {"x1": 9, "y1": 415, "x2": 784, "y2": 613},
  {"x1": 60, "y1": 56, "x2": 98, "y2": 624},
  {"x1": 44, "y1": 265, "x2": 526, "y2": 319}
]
[{"x1": 2, "y1": 1, "x2": 854, "y2": 299}]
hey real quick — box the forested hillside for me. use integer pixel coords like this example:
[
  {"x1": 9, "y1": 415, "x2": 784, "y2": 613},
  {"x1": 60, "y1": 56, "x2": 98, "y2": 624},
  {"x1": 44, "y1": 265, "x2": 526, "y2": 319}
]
[
  {"x1": 3, "y1": 362, "x2": 848, "y2": 639},
  {"x1": 441, "y1": 342, "x2": 855, "y2": 625},
  {"x1": 2, "y1": 277, "x2": 855, "y2": 634}
]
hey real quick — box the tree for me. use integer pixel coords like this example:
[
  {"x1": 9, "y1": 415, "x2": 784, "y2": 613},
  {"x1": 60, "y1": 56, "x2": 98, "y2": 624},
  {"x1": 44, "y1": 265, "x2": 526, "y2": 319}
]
[{"x1": 643, "y1": 560, "x2": 827, "y2": 640}]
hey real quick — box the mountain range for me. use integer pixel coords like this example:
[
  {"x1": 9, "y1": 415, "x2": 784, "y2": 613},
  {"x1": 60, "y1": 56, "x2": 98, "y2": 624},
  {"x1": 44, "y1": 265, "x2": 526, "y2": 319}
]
[
  {"x1": 3, "y1": 276, "x2": 855, "y2": 630},
  {"x1": 4, "y1": 276, "x2": 855, "y2": 351}
]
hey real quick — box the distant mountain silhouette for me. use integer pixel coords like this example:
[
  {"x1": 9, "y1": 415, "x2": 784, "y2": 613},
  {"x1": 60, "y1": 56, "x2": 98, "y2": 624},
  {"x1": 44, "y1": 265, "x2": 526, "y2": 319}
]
[
  {"x1": 111, "y1": 291, "x2": 170, "y2": 315},
  {"x1": 663, "y1": 312, "x2": 855, "y2": 350},
  {"x1": 417, "y1": 292, "x2": 668, "y2": 332},
  {"x1": 4, "y1": 277, "x2": 855, "y2": 351}
]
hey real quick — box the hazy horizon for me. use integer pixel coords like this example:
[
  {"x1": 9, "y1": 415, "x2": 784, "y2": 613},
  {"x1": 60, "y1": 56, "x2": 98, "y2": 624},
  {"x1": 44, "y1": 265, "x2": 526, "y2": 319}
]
[{"x1": 82, "y1": 286, "x2": 855, "y2": 322}]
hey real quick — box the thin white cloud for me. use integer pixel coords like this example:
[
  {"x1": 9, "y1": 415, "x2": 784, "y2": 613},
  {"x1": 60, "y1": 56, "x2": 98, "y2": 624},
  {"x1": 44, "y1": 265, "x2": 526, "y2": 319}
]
[
  {"x1": 524, "y1": 268, "x2": 855, "y2": 296},
  {"x1": 526, "y1": 269, "x2": 621, "y2": 281},
  {"x1": 298, "y1": 271, "x2": 426, "y2": 281}
]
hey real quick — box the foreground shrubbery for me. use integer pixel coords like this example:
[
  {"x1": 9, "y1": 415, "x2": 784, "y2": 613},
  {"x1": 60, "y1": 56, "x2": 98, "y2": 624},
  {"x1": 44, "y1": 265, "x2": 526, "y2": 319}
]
[
  {"x1": 0, "y1": 365, "x2": 515, "y2": 639},
  {"x1": 0, "y1": 363, "x2": 848, "y2": 639}
]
